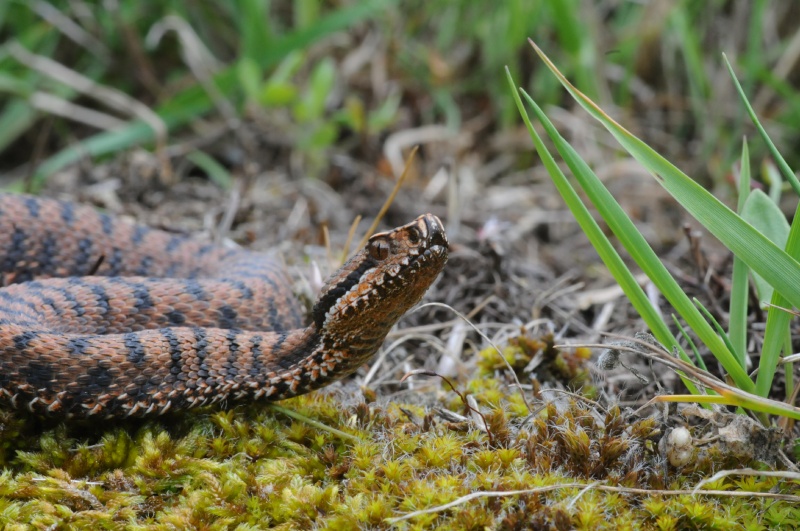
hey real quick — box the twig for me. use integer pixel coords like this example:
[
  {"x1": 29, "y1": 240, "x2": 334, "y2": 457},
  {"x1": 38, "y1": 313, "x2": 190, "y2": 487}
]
[
  {"x1": 410, "y1": 302, "x2": 532, "y2": 415},
  {"x1": 385, "y1": 483, "x2": 800, "y2": 524},
  {"x1": 357, "y1": 146, "x2": 418, "y2": 249},
  {"x1": 340, "y1": 215, "x2": 362, "y2": 264},
  {"x1": 692, "y1": 468, "x2": 800, "y2": 495},
  {"x1": 267, "y1": 404, "x2": 361, "y2": 443},
  {"x1": 400, "y1": 369, "x2": 495, "y2": 446},
  {"x1": 87, "y1": 255, "x2": 105, "y2": 276}
]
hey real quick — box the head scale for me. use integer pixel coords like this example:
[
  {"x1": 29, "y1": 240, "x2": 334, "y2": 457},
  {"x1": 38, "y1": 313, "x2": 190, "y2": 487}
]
[{"x1": 311, "y1": 214, "x2": 449, "y2": 338}]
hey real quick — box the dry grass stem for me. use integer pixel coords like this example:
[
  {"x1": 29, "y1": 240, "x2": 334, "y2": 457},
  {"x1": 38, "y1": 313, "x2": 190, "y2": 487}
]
[
  {"x1": 412, "y1": 302, "x2": 533, "y2": 414},
  {"x1": 383, "y1": 126, "x2": 456, "y2": 178},
  {"x1": 386, "y1": 484, "x2": 800, "y2": 524},
  {"x1": 357, "y1": 145, "x2": 418, "y2": 249},
  {"x1": 340, "y1": 215, "x2": 362, "y2": 264},
  {"x1": 8, "y1": 42, "x2": 170, "y2": 178},
  {"x1": 363, "y1": 333, "x2": 448, "y2": 387},
  {"x1": 31, "y1": 0, "x2": 110, "y2": 60},
  {"x1": 29, "y1": 93, "x2": 126, "y2": 131},
  {"x1": 692, "y1": 468, "x2": 800, "y2": 494},
  {"x1": 267, "y1": 404, "x2": 361, "y2": 443}
]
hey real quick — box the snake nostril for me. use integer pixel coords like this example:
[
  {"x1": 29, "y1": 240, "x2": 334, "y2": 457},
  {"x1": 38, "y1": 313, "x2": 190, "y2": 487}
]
[{"x1": 423, "y1": 214, "x2": 449, "y2": 250}]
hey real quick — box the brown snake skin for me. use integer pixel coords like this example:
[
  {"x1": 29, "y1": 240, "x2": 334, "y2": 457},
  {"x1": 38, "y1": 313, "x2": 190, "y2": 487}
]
[{"x1": 0, "y1": 194, "x2": 448, "y2": 419}]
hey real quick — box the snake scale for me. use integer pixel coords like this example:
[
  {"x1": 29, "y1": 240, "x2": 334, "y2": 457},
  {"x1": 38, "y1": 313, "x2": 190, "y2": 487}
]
[{"x1": 0, "y1": 194, "x2": 448, "y2": 419}]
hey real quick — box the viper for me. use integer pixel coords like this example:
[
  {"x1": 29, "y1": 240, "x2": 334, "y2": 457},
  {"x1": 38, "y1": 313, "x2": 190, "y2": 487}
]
[{"x1": 0, "y1": 194, "x2": 448, "y2": 419}]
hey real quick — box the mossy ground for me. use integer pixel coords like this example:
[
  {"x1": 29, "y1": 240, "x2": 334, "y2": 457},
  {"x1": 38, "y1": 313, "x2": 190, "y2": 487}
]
[
  {"x1": 4, "y1": 2, "x2": 800, "y2": 529},
  {"x1": 2, "y1": 368, "x2": 798, "y2": 530}
]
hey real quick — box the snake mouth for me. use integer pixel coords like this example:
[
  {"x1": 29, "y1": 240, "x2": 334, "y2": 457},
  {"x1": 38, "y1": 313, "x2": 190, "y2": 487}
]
[
  {"x1": 404, "y1": 214, "x2": 448, "y2": 271},
  {"x1": 412, "y1": 246, "x2": 447, "y2": 276}
]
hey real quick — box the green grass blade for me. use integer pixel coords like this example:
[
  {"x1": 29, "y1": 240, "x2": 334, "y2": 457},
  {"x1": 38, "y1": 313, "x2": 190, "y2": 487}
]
[
  {"x1": 741, "y1": 189, "x2": 790, "y2": 304},
  {"x1": 530, "y1": 41, "x2": 800, "y2": 313},
  {"x1": 673, "y1": 315, "x2": 707, "y2": 372},
  {"x1": 728, "y1": 140, "x2": 750, "y2": 366},
  {"x1": 721, "y1": 51, "x2": 800, "y2": 397},
  {"x1": 763, "y1": 160, "x2": 782, "y2": 204},
  {"x1": 547, "y1": 0, "x2": 599, "y2": 100},
  {"x1": 0, "y1": 22, "x2": 62, "y2": 152},
  {"x1": 783, "y1": 326, "x2": 794, "y2": 401},
  {"x1": 186, "y1": 151, "x2": 233, "y2": 190},
  {"x1": 668, "y1": 6, "x2": 709, "y2": 102},
  {"x1": 517, "y1": 87, "x2": 753, "y2": 393},
  {"x1": 295, "y1": 0, "x2": 322, "y2": 29},
  {"x1": 756, "y1": 209, "x2": 800, "y2": 396},
  {"x1": 240, "y1": 0, "x2": 271, "y2": 61},
  {"x1": 692, "y1": 298, "x2": 737, "y2": 365},
  {"x1": 0, "y1": 99, "x2": 35, "y2": 153},
  {"x1": 658, "y1": 391, "x2": 800, "y2": 420},
  {"x1": 505, "y1": 67, "x2": 699, "y2": 394},
  {"x1": 723, "y1": 53, "x2": 799, "y2": 193}
]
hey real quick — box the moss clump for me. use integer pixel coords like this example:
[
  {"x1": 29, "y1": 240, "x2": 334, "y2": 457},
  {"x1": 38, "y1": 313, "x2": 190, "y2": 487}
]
[
  {"x1": 478, "y1": 332, "x2": 595, "y2": 396},
  {"x1": 0, "y1": 387, "x2": 796, "y2": 528}
]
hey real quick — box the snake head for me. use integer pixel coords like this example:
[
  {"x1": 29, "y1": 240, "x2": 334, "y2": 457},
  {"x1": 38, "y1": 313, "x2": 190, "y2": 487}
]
[{"x1": 312, "y1": 214, "x2": 448, "y2": 342}]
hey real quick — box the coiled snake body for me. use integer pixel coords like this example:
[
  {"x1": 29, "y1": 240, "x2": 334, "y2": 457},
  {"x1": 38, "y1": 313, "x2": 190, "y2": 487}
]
[{"x1": 0, "y1": 194, "x2": 448, "y2": 419}]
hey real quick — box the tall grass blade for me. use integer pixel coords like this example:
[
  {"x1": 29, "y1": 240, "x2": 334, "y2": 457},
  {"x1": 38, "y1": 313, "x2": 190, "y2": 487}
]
[
  {"x1": 741, "y1": 190, "x2": 790, "y2": 304},
  {"x1": 728, "y1": 140, "x2": 750, "y2": 366},
  {"x1": 723, "y1": 53, "x2": 798, "y2": 192},
  {"x1": 723, "y1": 54, "x2": 800, "y2": 397},
  {"x1": 529, "y1": 40, "x2": 800, "y2": 313},
  {"x1": 517, "y1": 87, "x2": 753, "y2": 393},
  {"x1": 506, "y1": 67, "x2": 701, "y2": 395}
]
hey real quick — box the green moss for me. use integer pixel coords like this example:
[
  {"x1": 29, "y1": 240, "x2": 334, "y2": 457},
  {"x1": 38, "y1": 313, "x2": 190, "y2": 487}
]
[
  {"x1": 0, "y1": 386, "x2": 794, "y2": 528},
  {"x1": 477, "y1": 332, "x2": 596, "y2": 396}
]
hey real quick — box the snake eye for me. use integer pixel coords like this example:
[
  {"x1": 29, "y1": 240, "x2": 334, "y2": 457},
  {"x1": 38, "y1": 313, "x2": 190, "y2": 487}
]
[
  {"x1": 368, "y1": 238, "x2": 390, "y2": 260},
  {"x1": 407, "y1": 227, "x2": 421, "y2": 244}
]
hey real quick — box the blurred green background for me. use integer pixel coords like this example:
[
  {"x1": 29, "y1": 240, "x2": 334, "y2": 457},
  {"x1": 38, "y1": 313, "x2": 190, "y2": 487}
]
[{"x1": 2, "y1": 0, "x2": 800, "y2": 193}]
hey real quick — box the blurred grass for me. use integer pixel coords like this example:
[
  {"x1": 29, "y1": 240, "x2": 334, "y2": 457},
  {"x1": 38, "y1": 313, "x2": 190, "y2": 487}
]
[{"x1": 1, "y1": 1, "x2": 800, "y2": 190}]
